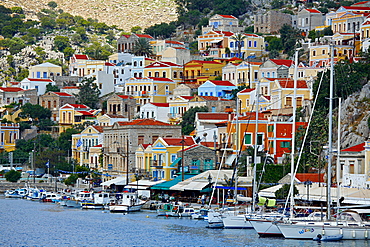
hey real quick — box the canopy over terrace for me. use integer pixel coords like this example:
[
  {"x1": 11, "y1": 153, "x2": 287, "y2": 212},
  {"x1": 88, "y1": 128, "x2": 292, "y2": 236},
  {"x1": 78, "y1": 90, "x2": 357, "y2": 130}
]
[
  {"x1": 150, "y1": 175, "x2": 195, "y2": 190},
  {"x1": 101, "y1": 177, "x2": 127, "y2": 187},
  {"x1": 124, "y1": 179, "x2": 165, "y2": 190},
  {"x1": 170, "y1": 170, "x2": 253, "y2": 191}
]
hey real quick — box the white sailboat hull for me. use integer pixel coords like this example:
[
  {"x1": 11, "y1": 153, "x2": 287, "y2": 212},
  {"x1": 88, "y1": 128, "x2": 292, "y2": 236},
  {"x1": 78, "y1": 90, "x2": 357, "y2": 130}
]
[
  {"x1": 248, "y1": 219, "x2": 282, "y2": 236},
  {"x1": 222, "y1": 215, "x2": 252, "y2": 229},
  {"x1": 278, "y1": 222, "x2": 370, "y2": 240}
]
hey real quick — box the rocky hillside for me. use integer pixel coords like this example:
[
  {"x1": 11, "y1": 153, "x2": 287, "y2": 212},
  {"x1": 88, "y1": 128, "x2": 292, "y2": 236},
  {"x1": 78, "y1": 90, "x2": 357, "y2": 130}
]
[
  {"x1": 337, "y1": 82, "x2": 370, "y2": 149},
  {"x1": 1, "y1": 0, "x2": 178, "y2": 31}
]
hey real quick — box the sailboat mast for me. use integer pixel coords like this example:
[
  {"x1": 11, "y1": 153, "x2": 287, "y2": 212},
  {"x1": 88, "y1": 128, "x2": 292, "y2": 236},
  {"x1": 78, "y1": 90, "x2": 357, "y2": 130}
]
[
  {"x1": 252, "y1": 76, "x2": 260, "y2": 211},
  {"x1": 289, "y1": 49, "x2": 299, "y2": 218},
  {"x1": 336, "y1": 97, "x2": 341, "y2": 213},
  {"x1": 327, "y1": 44, "x2": 334, "y2": 220}
]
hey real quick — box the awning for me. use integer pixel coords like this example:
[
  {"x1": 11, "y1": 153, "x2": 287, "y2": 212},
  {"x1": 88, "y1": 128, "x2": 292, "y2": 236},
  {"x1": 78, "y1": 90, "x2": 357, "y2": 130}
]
[
  {"x1": 125, "y1": 179, "x2": 164, "y2": 189},
  {"x1": 150, "y1": 175, "x2": 195, "y2": 190},
  {"x1": 101, "y1": 177, "x2": 127, "y2": 186},
  {"x1": 215, "y1": 185, "x2": 247, "y2": 190},
  {"x1": 225, "y1": 154, "x2": 237, "y2": 166},
  {"x1": 210, "y1": 39, "x2": 222, "y2": 43},
  {"x1": 182, "y1": 181, "x2": 209, "y2": 191},
  {"x1": 170, "y1": 157, "x2": 182, "y2": 167}
]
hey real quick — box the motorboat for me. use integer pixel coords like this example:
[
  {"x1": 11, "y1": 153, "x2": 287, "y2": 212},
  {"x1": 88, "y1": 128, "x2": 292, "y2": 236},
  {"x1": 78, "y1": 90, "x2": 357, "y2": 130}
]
[
  {"x1": 191, "y1": 208, "x2": 209, "y2": 220},
  {"x1": 41, "y1": 192, "x2": 61, "y2": 203},
  {"x1": 5, "y1": 188, "x2": 29, "y2": 198},
  {"x1": 206, "y1": 210, "x2": 224, "y2": 228},
  {"x1": 179, "y1": 207, "x2": 195, "y2": 217},
  {"x1": 109, "y1": 193, "x2": 146, "y2": 213},
  {"x1": 81, "y1": 192, "x2": 111, "y2": 209}
]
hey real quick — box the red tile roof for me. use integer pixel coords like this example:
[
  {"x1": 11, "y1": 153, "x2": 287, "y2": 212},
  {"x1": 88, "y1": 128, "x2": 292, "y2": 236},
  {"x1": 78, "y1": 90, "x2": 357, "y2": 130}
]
[
  {"x1": 105, "y1": 62, "x2": 115, "y2": 66},
  {"x1": 27, "y1": 78, "x2": 53, "y2": 82},
  {"x1": 92, "y1": 144, "x2": 103, "y2": 148},
  {"x1": 0, "y1": 87, "x2": 23, "y2": 92},
  {"x1": 228, "y1": 57, "x2": 243, "y2": 62},
  {"x1": 74, "y1": 54, "x2": 89, "y2": 60},
  {"x1": 145, "y1": 61, "x2": 181, "y2": 68},
  {"x1": 92, "y1": 126, "x2": 104, "y2": 133},
  {"x1": 150, "y1": 103, "x2": 169, "y2": 107},
  {"x1": 145, "y1": 58, "x2": 155, "y2": 61},
  {"x1": 270, "y1": 59, "x2": 294, "y2": 67},
  {"x1": 9, "y1": 81, "x2": 20, "y2": 85},
  {"x1": 353, "y1": 1, "x2": 370, "y2": 5},
  {"x1": 209, "y1": 80, "x2": 235, "y2": 86},
  {"x1": 276, "y1": 78, "x2": 308, "y2": 88},
  {"x1": 173, "y1": 47, "x2": 187, "y2": 50},
  {"x1": 163, "y1": 136, "x2": 195, "y2": 146},
  {"x1": 62, "y1": 86, "x2": 80, "y2": 89},
  {"x1": 180, "y1": 144, "x2": 199, "y2": 152},
  {"x1": 214, "y1": 31, "x2": 234, "y2": 37},
  {"x1": 218, "y1": 14, "x2": 237, "y2": 19},
  {"x1": 295, "y1": 173, "x2": 324, "y2": 183},
  {"x1": 341, "y1": 6, "x2": 370, "y2": 10},
  {"x1": 117, "y1": 95, "x2": 133, "y2": 99},
  {"x1": 69, "y1": 104, "x2": 90, "y2": 109},
  {"x1": 117, "y1": 119, "x2": 172, "y2": 126},
  {"x1": 341, "y1": 142, "x2": 365, "y2": 152},
  {"x1": 136, "y1": 34, "x2": 154, "y2": 39},
  {"x1": 305, "y1": 9, "x2": 321, "y2": 13},
  {"x1": 52, "y1": 92, "x2": 73, "y2": 97},
  {"x1": 165, "y1": 40, "x2": 184, "y2": 45},
  {"x1": 244, "y1": 33, "x2": 259, "y2": 37},
  {"x1": 141, "y1": 144, "x2": 151, "y2": 149},
  {"x1": 239, "y1": 88, "x2": 255, "y2": 94}
]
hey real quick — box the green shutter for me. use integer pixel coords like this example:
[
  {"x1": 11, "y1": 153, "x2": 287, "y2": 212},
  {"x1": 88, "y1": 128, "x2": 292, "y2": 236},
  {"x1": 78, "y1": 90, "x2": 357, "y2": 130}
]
[{"x1": 244, "y1": 133, "x2": 252, "y2": 144}]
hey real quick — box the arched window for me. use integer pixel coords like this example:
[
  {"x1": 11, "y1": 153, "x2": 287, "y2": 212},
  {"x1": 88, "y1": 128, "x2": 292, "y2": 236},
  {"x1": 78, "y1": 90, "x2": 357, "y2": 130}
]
[{"x1": 134, "y1": 61, "x2": 137, "y2": 67}]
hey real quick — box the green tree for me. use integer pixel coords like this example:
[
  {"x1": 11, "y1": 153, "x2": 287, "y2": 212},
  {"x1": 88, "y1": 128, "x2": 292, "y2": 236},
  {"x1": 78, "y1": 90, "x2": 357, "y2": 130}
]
[
  {"x1": 131, "y1": 26, "x2": 142, "y2": 34},
  {"x1": 46, "y1": 83, "x2": 60, "y2": 93},
  {"x1": 132, "y1": 38, "x2": 153, "y2": 57},
  {"x1": 48, "y1": 1, "x2": 58, "y2": 8},
  {"x1": 84, "y1": 41, "x2": 112, "y2": 60},
  {"x1": 19, "y1": 103, "x2": 52, "y2": 121},
  {"x1": 10, "y1": 7, "x2": 24, "y2": 14},
  {"x1": 275, "y1": 184, "x2": 298, "y2": 199},
  {"x1": 231, "y1": 85, "x2": 247, "y2": 99},
  {"x1": 5, "y1": 170, "x2": 21, "y2": 182},
  {"x1": 75, "y1": 77, "x2": 100, "y2": 108},
  {"x1": 279, "y1": 24, "x2": 303, "y2": 56},
  {"x1": 57, "y1": 128, "x2": 80, "y2": 152},
  {"x1": 144, "y1": 22, "x2": 177, "y2": 39},
  {"x1": 231, "y1": 33, "x2": 246, "y2": 58},
  {"x1": 64, "y1": 173, "x2": 78, "y2": 185},
  {"x1": 181, "y1": 106, "x2": 208, "y2": 135},
  {"x1": 54, "y1": 36, "x2": 70, "y2": 52},
  {"x1": 75, "y1": 165, "x2": 89, "y2": 178}
]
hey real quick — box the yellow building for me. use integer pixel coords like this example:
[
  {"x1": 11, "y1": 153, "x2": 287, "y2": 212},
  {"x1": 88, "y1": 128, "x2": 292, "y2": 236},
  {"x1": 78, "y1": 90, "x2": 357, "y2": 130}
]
[
  {"x1": 269, "y1": 78, "x2": 311, "y2": 111},
  {"x1": 124, "y1": 77, "x2": 176, "y2": 105},
  {"x1": 184, "y1": 60, "x2": 223, "y2": 84},
  {"x1": 237, "y1": 88, "x2": 271, "y2": 113},
  {"x1": 143, "y1": 61, "x2": 183, "y2": 84},
  {"x1": 71, "y1": 125, "x2": 104, "y2": 168},
  {"x1": 59, "y1": 104, "x2": 100, "y2": 133},
  {"x1": 29, "y1": 62, "x2": 62, "y2": 79},
  {"x1": 197, "y1": 30, "x2": 234, "y2": 58},
  {"x1": 136, "y1": 136, "x2": 195, "y2": 181},
  {"x1": 0, "y1": 123, "x2": 20, "y2": 152},
  {"x1": 167, "y1": 96, "x2": 194, "y2": 124}
]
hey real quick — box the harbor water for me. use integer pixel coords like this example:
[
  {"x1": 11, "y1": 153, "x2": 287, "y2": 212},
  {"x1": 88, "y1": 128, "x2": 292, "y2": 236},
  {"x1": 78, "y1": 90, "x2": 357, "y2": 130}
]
[{"x1": 1, "y1": 197, "x2": 369, "y2": 247}]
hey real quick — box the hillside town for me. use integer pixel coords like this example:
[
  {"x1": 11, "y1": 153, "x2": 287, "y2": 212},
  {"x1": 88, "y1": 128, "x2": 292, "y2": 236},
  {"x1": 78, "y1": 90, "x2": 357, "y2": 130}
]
[{"x1": 2, "y1": 0, "x2": 370, "y2": 211}]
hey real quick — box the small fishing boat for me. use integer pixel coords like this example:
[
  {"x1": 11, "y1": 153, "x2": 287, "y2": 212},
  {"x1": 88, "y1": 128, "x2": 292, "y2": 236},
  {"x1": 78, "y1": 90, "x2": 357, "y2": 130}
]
[
  {"x1": 81, "y1": 192, "x2": 111, "y2": 209},
  {"x1": 109, "y1": 193, "x2": 146, "y2": 213},
  {"x1": 191, "y1": 208, "x2": 209, "y2": 220}
]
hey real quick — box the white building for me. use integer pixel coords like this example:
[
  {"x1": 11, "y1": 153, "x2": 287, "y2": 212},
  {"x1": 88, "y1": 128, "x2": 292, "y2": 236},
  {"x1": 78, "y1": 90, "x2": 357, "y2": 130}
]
[
  {"x1": 139, "y1": 102, "x2": 170, "y2": 123},
  {"x1": 20, "y1": 78, "x2": 55, "y2": 96}
]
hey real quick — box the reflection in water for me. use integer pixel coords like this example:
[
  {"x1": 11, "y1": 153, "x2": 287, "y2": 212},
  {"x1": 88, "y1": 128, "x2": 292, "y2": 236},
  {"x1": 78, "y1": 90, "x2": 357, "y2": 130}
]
[{"x1": 0, "y1": 197, "x2": 367, "y2": 247}]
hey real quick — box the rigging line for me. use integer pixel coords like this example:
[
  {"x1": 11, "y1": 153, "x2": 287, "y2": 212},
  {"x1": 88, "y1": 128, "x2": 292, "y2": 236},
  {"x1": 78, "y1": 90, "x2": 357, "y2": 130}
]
[{"x1": 283, "y1": 67, "x2": 327, "y2": 211}]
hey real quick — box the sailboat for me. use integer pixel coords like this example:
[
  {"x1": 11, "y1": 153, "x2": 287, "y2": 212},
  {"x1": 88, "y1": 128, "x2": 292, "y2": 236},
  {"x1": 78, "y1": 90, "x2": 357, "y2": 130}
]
[{"x1": 276, "y1": 44, "x2": 370, "y2": 240}]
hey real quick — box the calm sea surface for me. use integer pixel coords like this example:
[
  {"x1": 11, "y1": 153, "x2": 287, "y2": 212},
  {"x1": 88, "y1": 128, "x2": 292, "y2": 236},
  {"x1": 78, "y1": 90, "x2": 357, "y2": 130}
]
[{"x1": 0, "y1": 196, "x2": 369, "y2": 247}]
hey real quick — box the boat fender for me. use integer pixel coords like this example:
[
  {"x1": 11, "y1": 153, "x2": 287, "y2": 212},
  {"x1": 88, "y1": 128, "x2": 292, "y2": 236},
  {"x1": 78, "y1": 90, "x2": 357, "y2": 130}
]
[
  {"x1": 322, "y1": 229, "x2": 325, "y2": 235},
  {"x1": 352, "y1": 230, "x2": 355, "y2": 238},
  {"x1": 365, "y1": 230, "x2": 368, "y2": 239},
  {"x1": 340, "y1": 228, "x2": 343, "y2": 235},
  {"x1": 146, "y1": 215, "x2": 149, "y2": 218}
]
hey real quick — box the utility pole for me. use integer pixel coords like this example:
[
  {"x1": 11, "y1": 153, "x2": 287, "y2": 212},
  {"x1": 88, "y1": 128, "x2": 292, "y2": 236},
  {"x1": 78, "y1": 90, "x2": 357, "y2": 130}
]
[
  {"x1": 126, "y1": 137, "x2": 129, "y2": 185},
  {"x1": 9, "y1": 152, "x2": 13, "y2": 170}
]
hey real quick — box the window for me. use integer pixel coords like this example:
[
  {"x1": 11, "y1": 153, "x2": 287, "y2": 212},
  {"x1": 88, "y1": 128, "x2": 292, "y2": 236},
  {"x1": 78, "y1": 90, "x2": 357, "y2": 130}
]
[
  {"x1": 254, "y1": 41, "x2": 257, "y2": 47},
  {"x1": 173, "y1": 71, "x2": 177, "y2": 78},
  {"x1": 230, "y1": 42, "x2": 234, "y2": 48},
  {"x1": 43, "y1": 72, "x2": 47, "y2": 78},
  {"x1": 268, "y1": 125, "x2": 274, "y2": 132},
  {"x1": 257, "y1": 133, "x2": 263, "y2": 145},
  {"x1": 280, "y1": 141, "x2": 291, "y2": 148},
  {"x1": 286, "y1": 97, "x2": 292, "y2": 107},
  {"x1": 134, "y1": 61, "x2": 137, "y2": 67},
  {"x1": 155, "y1": 72, "x2": 159, "y2": 77},
  {"x1": 138, "y1": 135, "x2": 144, "y2": 145},
  {"x1": 162, "y1": 71, "x2": 166, "y2": 78},
  {"x1": 244, "y1": 133, "x2": 252, "y2": 145}
]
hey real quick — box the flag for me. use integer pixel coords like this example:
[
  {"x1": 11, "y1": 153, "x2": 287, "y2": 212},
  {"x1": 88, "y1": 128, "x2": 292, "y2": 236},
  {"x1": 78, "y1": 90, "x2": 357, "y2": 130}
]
[
  {"x1": 45, "y1": 160, "x2": 50, "y2": 168},
  {"x1": 76, "y1": 138, "x2": 83, "y2": 148}
]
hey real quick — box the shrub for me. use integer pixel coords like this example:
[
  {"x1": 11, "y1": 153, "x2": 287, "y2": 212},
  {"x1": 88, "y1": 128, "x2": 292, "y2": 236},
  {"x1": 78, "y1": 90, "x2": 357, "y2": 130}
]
[{"x1": 5, "y1": 170, "x2": 21, "y2": 182}]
